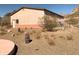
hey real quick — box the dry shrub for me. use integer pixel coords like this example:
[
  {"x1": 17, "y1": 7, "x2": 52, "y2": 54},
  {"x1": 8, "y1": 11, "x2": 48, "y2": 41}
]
[
  {"x1": 32, "y1": 30, "x2": 36, "y2": 33},
  {"x1": 35, "y1": 49, "x2": 39, "y2": 51},
  {"x1": 66, "y1": 35, "x2": 73, "y2": 40},
  {"x1": 59, "y1": 35, "x2": 65, "y2": 39},
  {"x1": 0, "y1": 28, "x2": 6, "y2": 35},
  {"x1": 44, "y1": 35, "x2": 55, "y2": 46},
  {"x1": 44, "y1": 34, "x2": 49, "y2": 39},
  {"x1": 65, "y1": 18, "x2": 79, "y2": 25},
  {"x1": 39, "y1": 16, "x2": 58, "y2": 31},
  {"x1": 53, "y1": 37, "x2": 56, "y2": 40},
  {"x1": 47, "y1": 39, "x2": 55, "y2": 46},
  {"x1": 36, "y1": 34, "x2": 41, "y2": 39},
  {"x1": 51, "y1": 34, "x2": 55, "y2": 37},
  {"x1": 17, "y1": 28, "x2": 24, "y2": 33},
  {"x1": 30, "y1": 30, "x2": 36, "y2": 35},
  {"x1": 35, "y1": 31, "x2": 41, "y2": 39},
  {"x1": 26, "y1": 29, "x2": 36, "y2": 35},
  {"x1": 0, "y1": 31, "x2": 6, "y2": 35},
  {"x1": 29, "y1": 29, "x2": 42, "y2": 39},
  {"x1": 42, "y1": 29, "x2": 46, "y2": 32}
]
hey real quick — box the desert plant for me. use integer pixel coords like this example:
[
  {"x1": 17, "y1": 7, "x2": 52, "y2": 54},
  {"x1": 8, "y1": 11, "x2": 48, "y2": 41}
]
[
  {"x1": 41, "y1": 29, "x2": 46, "y2": 32},
  {"x1": 66, "y1": 35, "x2": 73, "y2": 40},
  {"x1": 0, "y1": 14, "x2": 12, "y2": 29},
  {"x1": 44, "y1": 34, "x2": 49, "y2": 39},
  {"x1": 35, "y1": 31, "x2": 41, "y2": 39},
  {"x1": 44, "y1": 34, "x2": 55, "y2": 45},
  {"x1": 32, "y1": 30, "x2": 36, "y2": 33},
  {"x1": 0, "y1": 27, "x2": 7, "y2": 35},
  {"x1": 39, "y1": 16, "x2": 58, "y2": 31},
  {"x1": 29, "y1": 30, "x2": 36, "y2": 35},
  {"x1": 65, "y1": 18, "x2": 79, "y2": 25},
  {"x1": 51, "y1": 34, "x2": 55, "y2": 37},
  {"x1": 0, "y1": 31, "x2": 6, "y2": 35},
  {"x1": 0, "y1": 17, "x2": 2, "y2": 25},
  {"x1": 35, "y1": 48, "x2": 39, "y2": 51},
  {"x1": 36, "y1": 34, "x2": 41, "y2": 39},
  {"x1": 47, "y1": 39, "x2": 55, "y2": 46},
  {"x1": 75, "y1": 24, "x2": 79, "y2": 28},
  {"x1": 59, "y1": 35, "x2": 65, "y2": 39}
]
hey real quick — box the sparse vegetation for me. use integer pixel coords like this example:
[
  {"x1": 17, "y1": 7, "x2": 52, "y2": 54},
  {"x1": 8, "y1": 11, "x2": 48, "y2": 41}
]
[
  {"x1": 40, "y1": 16, "x2": 58, "y2": 31},
  {"x1": 44, "y1": 34, "x2": 55, "y2": 46},
  {"x1": 47, "y1": 38, "x2": 55, "y2": 46},
  {"x1": 28, "y1": 29, "x2": 42, "y2": 40},
  {"x1": 42, "y1": 29, "x2": 46, "y2": 32},
  {"x1": 0, "y1": 32, "x2": 6, "y2": 35},
  {"x1": 32, "y1": 30, "x2": 36, "y2": 34},
  {"x1": 0, "y1": 27, "x2": 7, "y2": 35},
  {"x1": 35, "y1": 30, "x2": 41, "y2": 39},
  {"x1": 66, "y1": 35, "x2": 73, "y2": 40},
  {"x1": 59, "y1": 35, "x2": 65, "y2": 39},
  {"x1": 51, "y1": 34, "x2": 55, "y2": 37},
  {"x1": 0, "y1": 13, "x2": 12, "y2": 29},
  {"x1": 36, "y1": 34, "x2": 41, "y2": 39},
  {"x1": 35, "y1": 49, "x2": 39, "y2": 51},
  {"x1": 66, "y1": 18, "x2": 79, "y2": 25},
  {"x1": 44, "y1": 34, "x2": 49, "y2": 39}
]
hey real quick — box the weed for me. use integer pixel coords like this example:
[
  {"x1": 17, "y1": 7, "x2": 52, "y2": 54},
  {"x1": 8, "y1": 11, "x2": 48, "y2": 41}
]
[
  {"x1": 66, "y1": 35, "x2": 73, "y2": 40},
  {"x1": 47, "y1": 39, "x2": 55, "y2": 46}
]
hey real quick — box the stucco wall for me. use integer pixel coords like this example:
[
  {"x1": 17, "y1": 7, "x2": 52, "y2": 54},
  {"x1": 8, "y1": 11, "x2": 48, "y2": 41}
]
[
  {"x1": 11, "y1": 8, "x2": 44, "y2": 28},
  {"x1": 44, "y1": 10, "x2": 63, "y2": 21},
  {"x1": 11, "y1": 8, "x2": 63, "y2": 29}
]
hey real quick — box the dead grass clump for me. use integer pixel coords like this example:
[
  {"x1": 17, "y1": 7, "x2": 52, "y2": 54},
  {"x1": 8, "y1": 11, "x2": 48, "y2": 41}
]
[
  {"x1": 35, "y1": 49, "x2": 39, "y2": 51},
  {"x1": 47, "y1": 39, "x2": 55, "y2": 46},
  {"x1": 29, "y1": 32, "x2": 33, "y2": 35},
  {"x1": 53, "y1": 37, "x2": 56, "y2": 40},
  {"x1": 29, "y1": 29, "x2": 42, "y2": 40},
  {"x1": 51, "y1": 34, "x2": 55, "y2": 37},
  {"x1": 59, "y1": 35, "x2": 65, "y2": 39},
  {"x1": 44, "y1": 35, "x2": 55, "y2": 46},
  {"x1": 36, "y1": 34, "x2": 41, "y2": 39},
  {"x1": 17, "y1": 28, "x2": 24, "y2": 33},
  {"x1": 35, "y1": 31, "x2": 42, "y2": 39},
  {"x1": 29, "y1": 30, "x2": 36, "y2": 35},
  {"x1": 42, "y1": 29, "x2": 46, "y2": 32},
  {"x1": 66, "y1": 35, "x2": 73, "y2": 40},
  {"x1": 0, "y1": 31, "x2": 6, "y2": 35},
  {"x1": 32, "y1": 30, "x2": 36, "y2": 33},
  {"x1": 0, "y1": 28, "x2": 7, "y2": 35},
  {"x1": 44, "y1": 35, "x2": 49, "y2": 39}
]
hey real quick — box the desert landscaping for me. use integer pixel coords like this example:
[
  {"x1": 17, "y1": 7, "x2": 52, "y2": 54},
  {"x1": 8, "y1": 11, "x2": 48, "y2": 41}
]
[
  {"x1": 0, "y1": 24, "x2": 79, "y2": 55},
  {"x1": 1, "y1": 5, "x2": 79, "y2": 55}
]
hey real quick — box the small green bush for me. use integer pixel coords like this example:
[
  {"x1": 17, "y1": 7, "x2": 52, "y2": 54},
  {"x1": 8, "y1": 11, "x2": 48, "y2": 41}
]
[{"x1": 40, "y1": 16, "x2": 58, "y2": 31}]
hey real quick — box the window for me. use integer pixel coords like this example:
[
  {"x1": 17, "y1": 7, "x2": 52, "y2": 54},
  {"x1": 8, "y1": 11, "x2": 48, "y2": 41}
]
[{"x1": 16, "y1": 19, "x2": 19, "y2": 24}]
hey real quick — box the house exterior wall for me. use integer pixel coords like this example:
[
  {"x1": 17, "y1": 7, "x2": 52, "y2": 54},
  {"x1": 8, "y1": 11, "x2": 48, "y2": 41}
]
[
  {"x1": 44, "y1": 10, "x2": 64, "y2": 27},
  {"x1": 11, "y1": 8, "x2": 44, "y2": 28},
  {"x1": 10, "y1": 8, "x2": 63, "y2": 29},
  {"x1": 44, "y1": 10, "x2": 63, "y2": 21}
]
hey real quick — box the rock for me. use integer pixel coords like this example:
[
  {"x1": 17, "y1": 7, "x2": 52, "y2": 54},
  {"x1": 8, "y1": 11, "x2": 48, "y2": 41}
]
[{"x1": 24, "y1": 32, "x2": 32, "y2": 43}]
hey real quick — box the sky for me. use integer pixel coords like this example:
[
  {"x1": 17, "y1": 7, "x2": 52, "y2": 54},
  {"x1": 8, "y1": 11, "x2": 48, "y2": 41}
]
[{"x1": 0, "y1": 4, "x2": 78, "y2": 16}]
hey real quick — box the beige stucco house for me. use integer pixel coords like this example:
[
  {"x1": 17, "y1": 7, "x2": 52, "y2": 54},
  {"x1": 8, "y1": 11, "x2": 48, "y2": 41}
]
[{"x1": 6, "y1": 7, "x2": 64, "y2": 29}]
